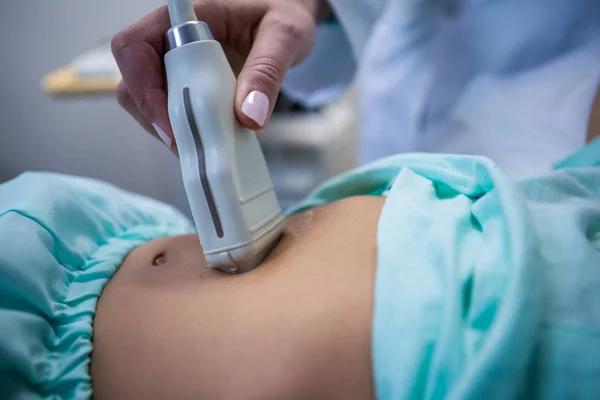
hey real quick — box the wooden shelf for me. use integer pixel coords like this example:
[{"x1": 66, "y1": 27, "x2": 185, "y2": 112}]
[{"x1": 42, "y1": 66, "x2": 119, "y2": 96}]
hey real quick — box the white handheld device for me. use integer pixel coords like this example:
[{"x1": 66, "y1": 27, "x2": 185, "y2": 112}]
[{"x1": 164, "y1": 0, "x2": 284, "y2": 274}]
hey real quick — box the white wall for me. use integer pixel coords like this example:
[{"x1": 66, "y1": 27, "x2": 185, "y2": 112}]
[{"x1": 0, "y1": 0, "x2": 189, "y2": 213}]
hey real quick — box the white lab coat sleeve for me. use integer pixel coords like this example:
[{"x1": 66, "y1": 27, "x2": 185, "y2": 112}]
[{"x1": 281, "y1": 23, "x2": 356, "y2": 108}]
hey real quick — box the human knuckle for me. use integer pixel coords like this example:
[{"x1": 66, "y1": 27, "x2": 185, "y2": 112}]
[
  {"x1": 273, "y1": 4, "x2": 315, "y2": 39},
  {"x1": 111, "y1": 30, "x2": 134, "y2": 58},
  {"x1": 115, "y1": 85, "x2": 130, "y2": 108},
  {"x1": 128, "y1": 89, "x2": 151, "y2": 118},
  {"x1": 280, "y1": 19, "x2": 305, "y2": 40}
]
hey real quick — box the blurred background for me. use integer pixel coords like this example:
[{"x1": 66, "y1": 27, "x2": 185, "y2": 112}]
[{"x1": 0, "y1": 1, "x2": 357, "y2": 215}]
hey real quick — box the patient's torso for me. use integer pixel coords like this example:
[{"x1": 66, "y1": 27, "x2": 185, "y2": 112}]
[{"x1": 92, "y1": 196, "x2": 384, "y2": 400}]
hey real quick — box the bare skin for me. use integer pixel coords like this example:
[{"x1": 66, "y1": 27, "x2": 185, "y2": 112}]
[
  {"x1": 92, "y1": 196, "x2": 383, "y2": 400},
  {"x1": 90, "y1": 77, "x2": 600, "y2": 399}
]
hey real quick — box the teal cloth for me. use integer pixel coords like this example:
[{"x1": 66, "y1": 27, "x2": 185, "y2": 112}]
[
  {"x1": 554, "y1": 136, "x2": 600, "y2": 169},
  {"x1": 0, "y1": 172, "x2": 193, "y2": 399},
  {"x1": 288, "y1": 151, "x2": 600, "y2": 399}
]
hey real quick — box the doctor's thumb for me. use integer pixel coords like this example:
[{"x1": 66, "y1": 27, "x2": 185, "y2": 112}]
[
  {"x1": 234, "y1": 11, "x2": 315, "y2": 131},
  {"x1": 235, "y1": 59, "x2": 283, "y2": 131}
]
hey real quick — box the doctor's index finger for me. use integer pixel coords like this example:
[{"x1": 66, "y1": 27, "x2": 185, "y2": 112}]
[{"x1": 111, "y1": 7, "x2": 173, "y2": 136}]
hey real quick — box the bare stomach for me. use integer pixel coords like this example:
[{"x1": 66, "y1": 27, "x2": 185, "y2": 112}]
[{"x1": 92, "y1": 195, "x2": 385, "y2": 400}]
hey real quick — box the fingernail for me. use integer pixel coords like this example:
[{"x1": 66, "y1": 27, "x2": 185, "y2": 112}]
[
  {"x1": 241, "y1": 91, "x2": 269, "y2": 126},
  {"x1": 153, "y1": 123, "x2": 172, "y2": 148}
]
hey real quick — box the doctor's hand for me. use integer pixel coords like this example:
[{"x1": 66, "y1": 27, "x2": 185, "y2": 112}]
[{"x1": 112, "y1": 0, "x2": 328, "y2": 151}]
